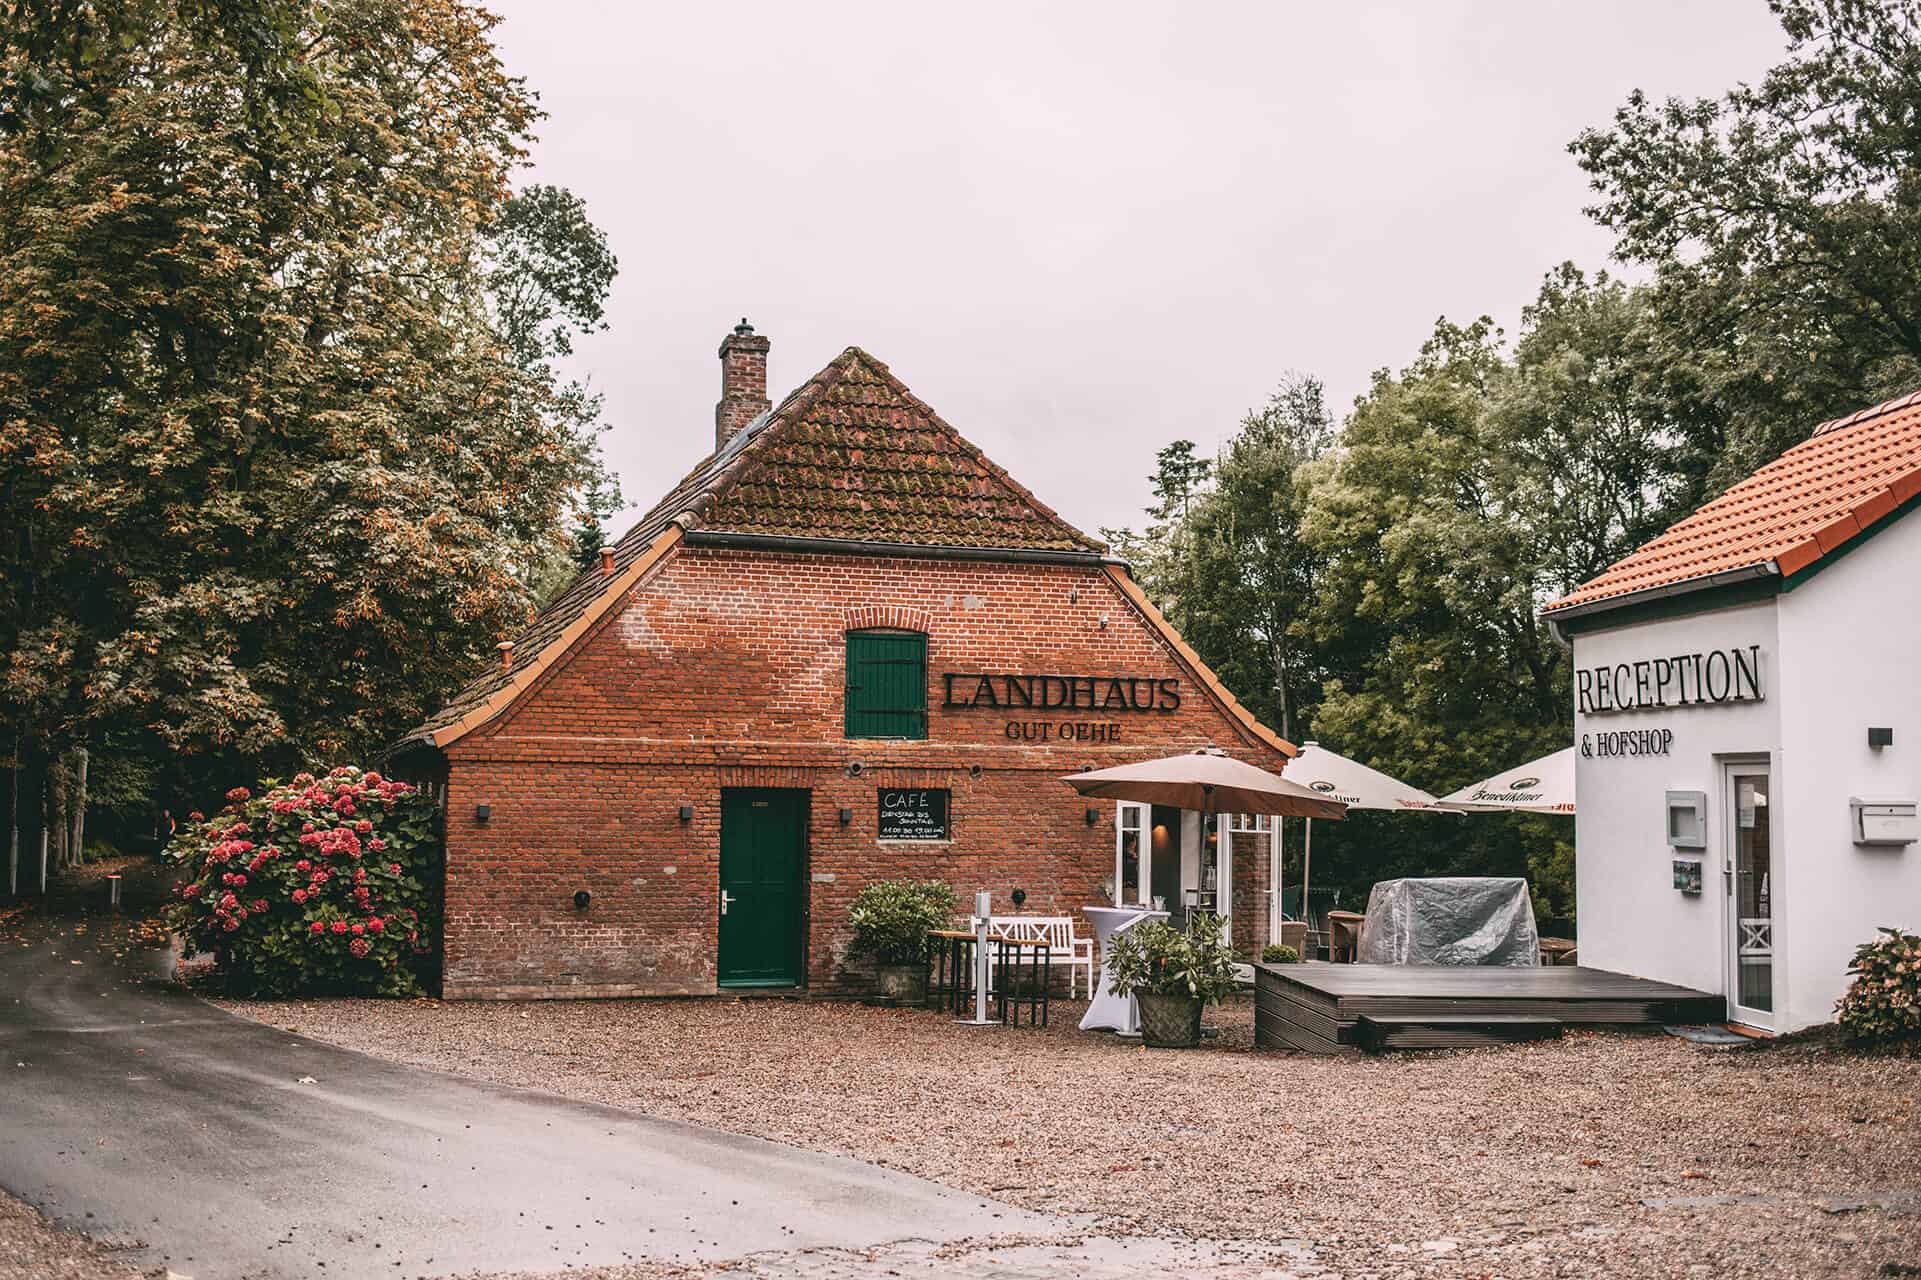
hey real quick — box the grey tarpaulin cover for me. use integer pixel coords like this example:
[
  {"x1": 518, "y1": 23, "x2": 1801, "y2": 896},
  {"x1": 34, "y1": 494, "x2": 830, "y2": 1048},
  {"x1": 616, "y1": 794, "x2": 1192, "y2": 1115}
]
[{"x1": 1355, "y1": 877, "x2": 1539, "y2": 966}]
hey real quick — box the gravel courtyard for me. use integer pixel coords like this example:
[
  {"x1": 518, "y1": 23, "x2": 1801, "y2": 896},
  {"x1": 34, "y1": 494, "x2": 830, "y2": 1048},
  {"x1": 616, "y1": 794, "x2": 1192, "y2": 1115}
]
[{"x1": 214, "y1": 992, "x2": 1921, "y2": 1279}]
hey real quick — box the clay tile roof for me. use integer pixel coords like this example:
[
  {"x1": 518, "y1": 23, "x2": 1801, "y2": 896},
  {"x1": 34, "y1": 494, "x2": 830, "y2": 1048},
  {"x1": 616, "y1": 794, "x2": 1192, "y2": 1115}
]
[
  {"x1": 1545, "y1": 386, "x2": 1921, "y2": 615},
  {"x1": 700, "y1": 348, "x2": 1103, "y2": 552},
  {"x1": 402, "y1": 347, "x2": 1104, "y2": 745}
]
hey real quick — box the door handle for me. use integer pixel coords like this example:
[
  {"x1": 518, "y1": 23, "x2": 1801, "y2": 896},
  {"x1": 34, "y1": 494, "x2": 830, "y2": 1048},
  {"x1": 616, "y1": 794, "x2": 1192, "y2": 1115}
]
[{"x1": 719, "y1": 889, "x2": 736, "y2": 917}]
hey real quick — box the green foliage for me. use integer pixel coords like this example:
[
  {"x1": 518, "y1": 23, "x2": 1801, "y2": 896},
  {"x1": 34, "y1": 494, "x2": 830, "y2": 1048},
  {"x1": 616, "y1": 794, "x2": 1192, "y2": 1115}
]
[
  {"x1": 1572, "y1": 0, "x2": 1921, "y2": 494},
  {"x1": 484, "y1": 183, "x2": 623, "y2": 590},
  {"x1": 1260, "y1": 943, "x2": 1300, "y2": 964},
  {"x1": 1834, "y1": 927, "x2": 1921, "y2": 1046},
  {"x1": 164, "y1": 767, "x2": 442, "y2": 996},
  {"x1": 0, "y1": 1, "x2": 617, "y2": 814},
  {"x1": 1104, "y1": 914, "x2": 1239, "y2": 1004},
  {"x1": 846, "y1": 879, "x2": 957, "y2": 966}
]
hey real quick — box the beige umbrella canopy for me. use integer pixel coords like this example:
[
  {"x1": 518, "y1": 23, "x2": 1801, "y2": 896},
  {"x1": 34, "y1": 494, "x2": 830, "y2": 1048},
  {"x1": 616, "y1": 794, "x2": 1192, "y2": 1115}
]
[{"x1": 1062, "y1": 748, "x2": 1348, "y2": 821}]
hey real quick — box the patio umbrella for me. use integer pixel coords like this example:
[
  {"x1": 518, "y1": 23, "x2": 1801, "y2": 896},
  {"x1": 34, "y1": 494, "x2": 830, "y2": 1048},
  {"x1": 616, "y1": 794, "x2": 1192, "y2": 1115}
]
[
  {"x1": 1437, "y1": 746, "x2": 1576, "y2": 815},
  {"x1": 1283, "y1": 742, "x2": 1444, "y2": 938},
  {"x1": 1062, "y1": 747, "x2": 1348, "y2": 820},
  {"x1": 1063, "y1": 748, "x2": 1346, "y2": 926}
]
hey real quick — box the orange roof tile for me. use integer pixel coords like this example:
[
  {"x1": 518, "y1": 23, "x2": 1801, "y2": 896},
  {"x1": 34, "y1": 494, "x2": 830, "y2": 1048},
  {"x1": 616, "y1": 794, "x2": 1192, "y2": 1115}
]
[{"x1": 1545, "y1": 388, "x2": 1921, "y2": 615}]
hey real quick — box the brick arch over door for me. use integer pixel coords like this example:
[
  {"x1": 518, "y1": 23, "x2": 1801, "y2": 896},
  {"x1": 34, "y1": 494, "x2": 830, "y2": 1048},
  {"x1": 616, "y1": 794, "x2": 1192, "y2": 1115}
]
[{"x1": 842, "y1": 605, "x2": 931, "y2": 634}]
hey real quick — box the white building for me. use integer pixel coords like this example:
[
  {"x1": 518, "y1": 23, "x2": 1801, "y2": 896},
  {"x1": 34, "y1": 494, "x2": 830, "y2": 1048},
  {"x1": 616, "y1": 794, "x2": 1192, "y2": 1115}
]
[{"x1": 1545, "y1": 390, "x2": 1921, "y2": 1033}]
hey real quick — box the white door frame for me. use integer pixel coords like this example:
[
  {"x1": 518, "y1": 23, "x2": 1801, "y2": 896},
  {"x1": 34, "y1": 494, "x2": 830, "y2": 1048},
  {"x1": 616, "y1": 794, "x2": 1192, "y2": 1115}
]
[{"x1": 1721, "y1": 758, "x2": 1776, "y2": 1031}]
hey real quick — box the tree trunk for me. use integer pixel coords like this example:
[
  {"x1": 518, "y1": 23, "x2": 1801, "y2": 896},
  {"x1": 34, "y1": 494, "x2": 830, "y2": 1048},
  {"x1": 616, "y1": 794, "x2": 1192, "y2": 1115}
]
[
  {"x1": 13, "y1": 735, "x2": 46, "y2": 894},
  {"x1": 45, "y1": 756, "x2": 69, "y2": 871},
  {"x1": 1272, "y1": 640, "x2": 1293, "y2": 743},
  {"x1": 66, "y1": 745, "x2": 87, "y2": 868}
]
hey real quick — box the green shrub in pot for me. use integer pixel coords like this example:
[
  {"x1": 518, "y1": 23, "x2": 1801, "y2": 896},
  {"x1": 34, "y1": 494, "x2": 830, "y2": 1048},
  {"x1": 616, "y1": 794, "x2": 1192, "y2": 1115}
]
[
  {"x1": 1261, "y1": 943, "x2": 1301, "y2": 964},
  {"x1": 847, "y1": 878, "x2": 957, "y2": 1002},
  {"x1": 1105, "y1": 913, "x2": 1239, "y2": 1047}
]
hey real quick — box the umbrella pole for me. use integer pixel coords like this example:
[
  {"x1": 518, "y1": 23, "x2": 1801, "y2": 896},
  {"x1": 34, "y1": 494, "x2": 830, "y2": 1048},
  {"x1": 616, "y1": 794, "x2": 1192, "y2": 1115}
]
[{"x1": 1301, "y1": 817, "x2": 1313, "y2": 951}]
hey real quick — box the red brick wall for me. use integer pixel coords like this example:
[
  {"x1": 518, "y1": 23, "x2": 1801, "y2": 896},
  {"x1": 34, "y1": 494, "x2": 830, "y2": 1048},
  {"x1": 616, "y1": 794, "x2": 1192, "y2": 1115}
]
[{"x1": 439, "y1": 548, "x2": 1289, "y2": 998}]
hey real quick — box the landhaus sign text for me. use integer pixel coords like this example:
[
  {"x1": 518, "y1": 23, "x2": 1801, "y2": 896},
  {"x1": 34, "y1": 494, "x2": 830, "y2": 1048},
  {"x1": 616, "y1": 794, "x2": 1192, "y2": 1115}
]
[
  {"x1": 942, "y1": 672, "x2": 1179, "y2": 746},
  {"x1": 1576, "y1": 645, "x2": 1763, "y2": 715},
  {"x1": 941, "y1": 673, "x2": 1181, "y2": 712}
]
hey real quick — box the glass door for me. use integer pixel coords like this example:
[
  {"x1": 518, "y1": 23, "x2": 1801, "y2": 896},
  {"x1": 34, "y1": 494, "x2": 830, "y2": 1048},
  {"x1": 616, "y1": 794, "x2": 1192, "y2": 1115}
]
[
  {"x1": 1114, "y1": 802, "x2": 1147, "y2": 906},
  {"x1": 1726, "y1": 766, "x2": 1773, "y2": 1027}
]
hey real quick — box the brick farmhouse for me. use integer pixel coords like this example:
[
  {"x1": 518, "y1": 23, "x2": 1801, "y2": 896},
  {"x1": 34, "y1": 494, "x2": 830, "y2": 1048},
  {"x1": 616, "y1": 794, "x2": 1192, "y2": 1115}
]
[{"x1": 394, "y1": 324, "x2": 1298, "y2": 998}]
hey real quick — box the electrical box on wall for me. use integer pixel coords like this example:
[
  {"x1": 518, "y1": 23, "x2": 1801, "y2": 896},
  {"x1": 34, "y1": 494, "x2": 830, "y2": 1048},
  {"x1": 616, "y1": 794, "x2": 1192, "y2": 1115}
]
[
  {"x1": 1672, "y1": 858, "x2": 1704, "y2": 894},
  {"x1": 1665, "y1": 790, "x2": 1708, "y2": 849},
  {"x1": 1850, "y1": 798, "x2": 1918, "y2": 847}
]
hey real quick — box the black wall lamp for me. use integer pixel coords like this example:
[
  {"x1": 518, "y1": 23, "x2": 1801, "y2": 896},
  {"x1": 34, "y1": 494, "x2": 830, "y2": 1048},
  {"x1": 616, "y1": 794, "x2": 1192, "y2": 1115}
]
[
  {"x1": 838, "y1": 807, "x2": 854, "y2": 826},
  {"x1": 1870, "y1": 726, "x2": 1894, "y2": 749},
  {"x1": 1085, "y1": 807, "x2": 1099, "y2": 826},
  {"x1": 573, "y1": 889, "x2": 592, "y2": 911},
  {"x1": 474, "y1": 803, "x2": 491, "y2": 823},
  {"x1": 678, "y1": 805, "x2": 694, "y2": 823}
]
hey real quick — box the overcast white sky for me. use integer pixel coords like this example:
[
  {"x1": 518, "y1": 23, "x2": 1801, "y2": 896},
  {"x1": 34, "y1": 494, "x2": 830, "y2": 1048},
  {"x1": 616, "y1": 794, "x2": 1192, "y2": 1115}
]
[{"x1": 492, "y1": 2, "x2": 1789, "y2": 540}]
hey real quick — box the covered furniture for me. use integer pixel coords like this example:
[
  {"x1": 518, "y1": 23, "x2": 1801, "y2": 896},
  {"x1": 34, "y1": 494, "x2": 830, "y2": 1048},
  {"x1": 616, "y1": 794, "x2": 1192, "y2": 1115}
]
[
  {"x1": 1077, "y1": 906, "x2": 1169, "y2": 1035},
  {"x1": 1355, "y1": 876, "x2": 1540, "y2": 967}
]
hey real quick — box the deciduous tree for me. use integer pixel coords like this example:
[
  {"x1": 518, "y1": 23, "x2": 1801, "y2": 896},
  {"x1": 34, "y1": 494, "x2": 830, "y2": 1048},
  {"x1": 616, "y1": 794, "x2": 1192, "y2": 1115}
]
[{"x1": 0, "y1": 0, "x2": 607, "y2": 857}]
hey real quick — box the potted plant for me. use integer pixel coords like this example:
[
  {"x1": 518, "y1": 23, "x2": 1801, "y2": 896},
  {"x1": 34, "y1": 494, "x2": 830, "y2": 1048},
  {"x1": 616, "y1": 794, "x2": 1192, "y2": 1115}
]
[
  {"x1": 847, "y1": 878, "x2": 957, "y2": 1004},
  {"x1": 1105, "y1": 913, "x2": 1239, "y2": 1047}
]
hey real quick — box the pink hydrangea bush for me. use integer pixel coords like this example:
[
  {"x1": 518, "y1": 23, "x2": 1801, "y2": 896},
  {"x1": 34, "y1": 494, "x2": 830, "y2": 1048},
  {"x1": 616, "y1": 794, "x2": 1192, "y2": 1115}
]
[
  {"x1": 164, "y1": 767, "x2": 441, "y2": 996},
  {"x1": 1834, "y1": 927, "x2": 1921, "y2": 1046}
]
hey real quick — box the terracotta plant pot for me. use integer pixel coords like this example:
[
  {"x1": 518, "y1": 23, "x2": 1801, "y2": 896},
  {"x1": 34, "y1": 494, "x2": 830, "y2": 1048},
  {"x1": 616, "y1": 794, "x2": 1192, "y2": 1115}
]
[
  {"x1": 1136, "y1": 991, "x2": 1204, "y2": 1048},
  {"x1": 874, "y1": 963, "x2": 928, "y2": 1005}
]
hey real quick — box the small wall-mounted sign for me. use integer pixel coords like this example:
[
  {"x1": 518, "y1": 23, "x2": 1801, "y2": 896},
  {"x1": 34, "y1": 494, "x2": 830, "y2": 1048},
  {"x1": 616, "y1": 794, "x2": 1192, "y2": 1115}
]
[{"x1": 877, "y1": 788, "x2": 950, "y2": 841}]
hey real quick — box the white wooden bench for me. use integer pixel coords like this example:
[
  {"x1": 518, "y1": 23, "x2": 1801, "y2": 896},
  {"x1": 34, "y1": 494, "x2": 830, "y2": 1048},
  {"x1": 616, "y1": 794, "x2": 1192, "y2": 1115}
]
[{"x1": 982, "y1": 915, "x2": 1095, "y2": 998}]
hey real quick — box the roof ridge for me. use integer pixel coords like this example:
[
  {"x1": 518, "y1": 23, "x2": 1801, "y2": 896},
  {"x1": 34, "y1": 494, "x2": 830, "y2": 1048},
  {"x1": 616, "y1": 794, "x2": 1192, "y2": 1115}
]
[{"x1": 1809, "y1": 385, "x2": 1921, "y2": 437}]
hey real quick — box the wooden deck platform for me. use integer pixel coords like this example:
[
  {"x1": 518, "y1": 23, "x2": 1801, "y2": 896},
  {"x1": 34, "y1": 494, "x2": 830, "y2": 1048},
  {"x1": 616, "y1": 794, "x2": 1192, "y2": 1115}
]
[{"x1": 1255, "y1": 962, "x2": 1725, "y2": 1055}]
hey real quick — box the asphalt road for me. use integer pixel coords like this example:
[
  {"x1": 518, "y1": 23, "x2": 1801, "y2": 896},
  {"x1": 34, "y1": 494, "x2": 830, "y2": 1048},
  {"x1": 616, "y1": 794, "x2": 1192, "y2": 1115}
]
[{"x1": 0, "y1": 920, "x2": 1055, "y2": 1279}]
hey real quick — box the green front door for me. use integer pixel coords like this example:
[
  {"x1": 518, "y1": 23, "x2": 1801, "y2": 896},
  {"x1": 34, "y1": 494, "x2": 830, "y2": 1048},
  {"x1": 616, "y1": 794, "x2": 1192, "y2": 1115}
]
[{"x1": 718, "y1": 788, "x2": 807, "y2": 987}]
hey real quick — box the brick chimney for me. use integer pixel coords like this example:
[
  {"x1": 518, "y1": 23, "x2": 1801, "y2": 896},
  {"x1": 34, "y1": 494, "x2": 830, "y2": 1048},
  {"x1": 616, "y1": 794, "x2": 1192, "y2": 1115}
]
[{"x1": 715, "y1": 318, "x2": 771, "y2": 450}]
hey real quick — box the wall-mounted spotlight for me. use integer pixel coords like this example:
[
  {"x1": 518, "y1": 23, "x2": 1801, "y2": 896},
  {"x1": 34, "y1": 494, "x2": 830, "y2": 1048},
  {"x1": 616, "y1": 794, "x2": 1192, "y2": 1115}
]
[
  {"x1": 1011, "y1": 888, "x2": 1027, "y2": 907},
  {"x1": 838, "y1": 807, "x2": 854, "y2": 826},
  {"x1": 474, "y1": 803, "x2": 491, "y2": 823},
  {"x1": 1869, "y1": 726, "x2": 1894, "y2": 749},
  {"x1": 968, "y1": 764, "x2": 982, "y2": 779},
  {"x1": 678, "y1": 805, "x2": 694, "y2": 823},
  {"x1": 847, "y1": 761, "x2": 864, "y2": 777},
  {"x1": 573, "y1": 889, "x2": 592, "y2": 911},
  {"x1": 1085, "y1": 807, "x2": 1099, "y2": 826}
]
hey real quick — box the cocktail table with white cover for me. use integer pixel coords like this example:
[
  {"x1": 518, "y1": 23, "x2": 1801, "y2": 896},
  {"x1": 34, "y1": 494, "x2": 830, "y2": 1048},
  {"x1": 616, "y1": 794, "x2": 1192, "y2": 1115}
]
[{"x1": 1079, "y1": 906, "x2": 1170, "y2": 1035}]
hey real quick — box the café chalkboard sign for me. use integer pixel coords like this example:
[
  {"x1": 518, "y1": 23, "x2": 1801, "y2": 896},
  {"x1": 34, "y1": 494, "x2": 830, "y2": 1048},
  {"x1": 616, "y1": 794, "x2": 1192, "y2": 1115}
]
[{"x1": 878, "y1": 788, "x2": 949, "y2": 841}]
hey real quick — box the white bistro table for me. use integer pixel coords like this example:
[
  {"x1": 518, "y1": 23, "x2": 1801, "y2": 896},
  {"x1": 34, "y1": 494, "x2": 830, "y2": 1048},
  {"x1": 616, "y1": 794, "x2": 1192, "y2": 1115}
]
[{"x1": 1078, "y1": 905, "x2": 1170, "y2": 1036}]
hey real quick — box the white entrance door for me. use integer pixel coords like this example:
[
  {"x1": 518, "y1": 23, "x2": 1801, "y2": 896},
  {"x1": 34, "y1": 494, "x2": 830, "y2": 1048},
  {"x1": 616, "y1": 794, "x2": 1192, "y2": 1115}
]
[{"x1": 1725, "y1": 764, "x2": 1775, "y2": 1029}]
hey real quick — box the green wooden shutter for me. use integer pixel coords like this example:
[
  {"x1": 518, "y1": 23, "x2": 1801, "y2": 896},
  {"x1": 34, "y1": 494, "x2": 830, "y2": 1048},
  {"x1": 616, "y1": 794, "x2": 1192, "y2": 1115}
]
[{"x1": 845, "y1": 631, "x2": 927, "y2": 739}]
